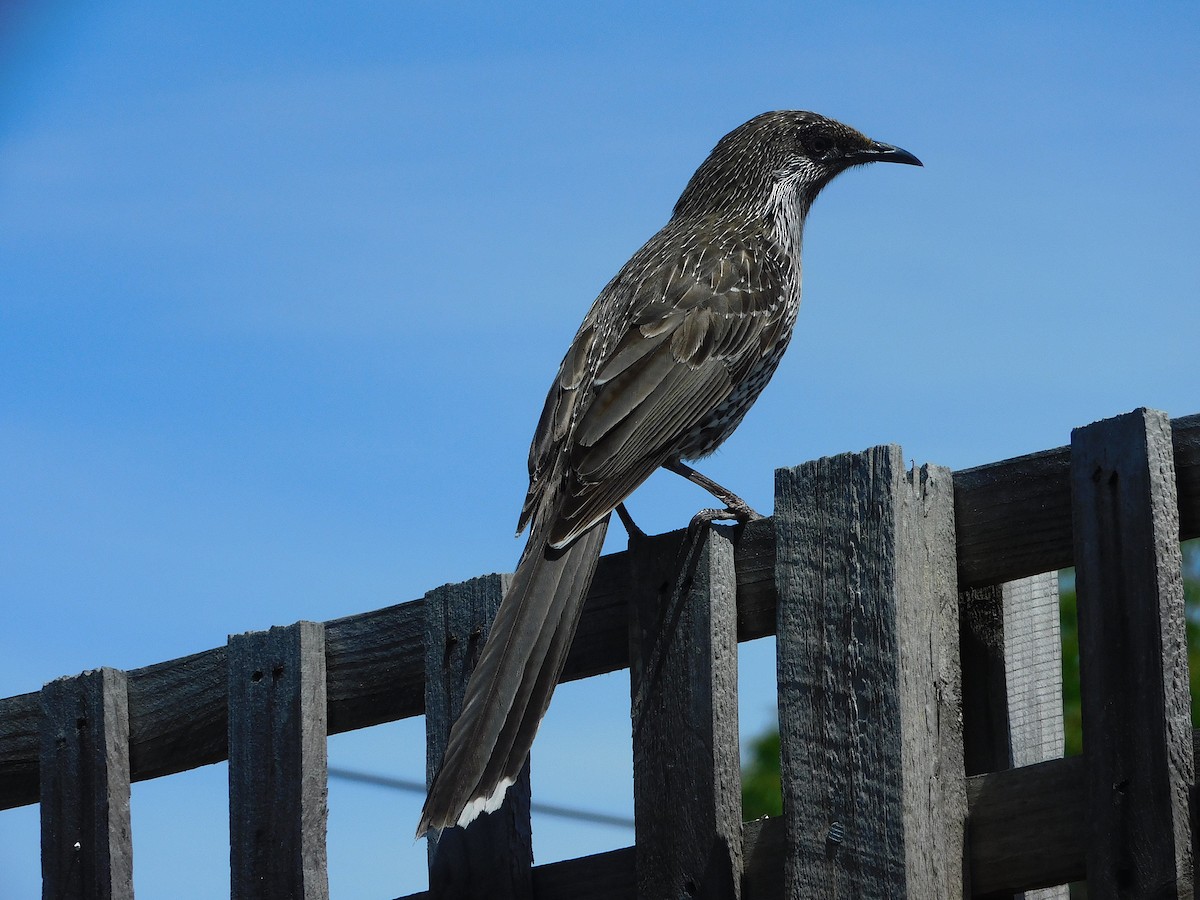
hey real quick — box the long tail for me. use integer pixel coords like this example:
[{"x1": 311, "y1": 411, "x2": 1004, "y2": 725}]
[{"x1": 417, "y1": 515, "x2": 610, "y2": 836}]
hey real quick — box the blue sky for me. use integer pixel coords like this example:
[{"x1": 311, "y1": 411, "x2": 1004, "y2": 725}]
[{"x1": 2, "y1": 2, "x2": 1198, "y2": 896}]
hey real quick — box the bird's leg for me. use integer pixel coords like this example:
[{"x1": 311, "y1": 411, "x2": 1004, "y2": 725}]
[
  {"x1": 614, "y1": 502, "x2": 647, "y2": 541},
  {"x1": 664, "y1": 460, "x2": 764, "y2": 525}
]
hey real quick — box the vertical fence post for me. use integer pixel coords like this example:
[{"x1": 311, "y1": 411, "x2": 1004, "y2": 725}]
[
  {"x1": 228, "y1": 621, "x2": 329, "y2": 900},
  {"x1": 961, "y1": 573, "x2": 1069, "y2": 898},
  {"x1": 627, "y1": 524, "x2": 742, "y2": 900},
  {"x1": 39, "y1": 667, "x2": 133, "y2": 900},
  {"x1": 1071, "y1": 408, "x2": 1194, "y2": 896},
  {"x1": 424, "y1": 574, "x2": 533, "y2": 900},
  {"x1": 774, "y1": 446, "x2": 964, "y2": 898}
]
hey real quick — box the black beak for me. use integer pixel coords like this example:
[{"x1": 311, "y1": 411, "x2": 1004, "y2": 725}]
[{"x1": 850, "y1": 140, "x2": 923, "y2": 167}]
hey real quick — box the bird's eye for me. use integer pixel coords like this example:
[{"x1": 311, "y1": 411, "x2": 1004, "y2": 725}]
[{"x1": 808, "y1": 135, "x2": 834, "y2": 156}]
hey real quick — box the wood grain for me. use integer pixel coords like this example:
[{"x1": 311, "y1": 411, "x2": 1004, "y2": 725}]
[
  {"x1": 227, "y1": 622, "x2": 329, "y2": 900},
  {"x1": 4, "y1": 413, "x2": 1198, "y2": 812},
  {"x1": 954, "y1": 412, "x2": 1200, "y2": 587},
  {"x1": 960, "y1": 574, "x2": 1069, "y2": 899},
  {"x1": 7, "y1": 410, "x2": 1200, "y2": 898},
  {"x1": 423, "y1": 575, "x2": 532, "y2": 900},
  {"x1": 627, "y1": 525, "x2": 742, "y2": 899},
  {"x1": 966, "y1": 755, "x2": 1086, "y2": 893},
  {"x1": 1071, "y1": 409, "x2": 1194, "y2": 896},
  {"x1": 39, "y1": 667, "x2": 133, "y2": 900},
  {"x1": 774, "y1": 447, "x2": 964, "y2": 898}
]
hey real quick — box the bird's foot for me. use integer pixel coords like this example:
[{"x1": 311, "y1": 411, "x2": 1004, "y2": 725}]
[
  {"x1": 664, "y1": 460, "x2": 764, "y2": 524},
  {"x1": 689, "y1": 500, "x2": 764, "y2": 529},
  {"x1": 685, "y1": 501, "x2": 763, "y2": 546}
]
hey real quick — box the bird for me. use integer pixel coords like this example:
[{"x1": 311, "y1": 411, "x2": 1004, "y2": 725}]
[{"x1": 417, "y1": 110, "x2": 921, "y2": 836}]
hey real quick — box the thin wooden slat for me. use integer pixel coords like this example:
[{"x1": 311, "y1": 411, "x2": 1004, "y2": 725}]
[
  {"x1": 627, "y1": 525, "x2": 742, "y2": 899},
  {"x1": 39, "y1": 667, "x2": 133, "y2": 900},
  {"x1": 423, "y1": 575, "x2": 532, "y2": 900},
  {"x1": 4, "y1": 413, "x2": 1200, "y2": 812},
  {"x1": 774, "y1": 447, "x2": 964, "y2": 897},
  {"x1": 1001, "y1": 574, "x2": 1065, "y2": 769},
  {"x1": 228, "y1": 621, "x2": 329, "y2": 900},
  {"x1": 1071, "y1": 408, "x2": 1194, "y2": 896},
  {"x1": 1000, "y1": 574, "x2": 1069, "y2": 900}
]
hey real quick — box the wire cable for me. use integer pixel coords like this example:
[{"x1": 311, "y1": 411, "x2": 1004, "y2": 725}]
[{"x1": 327, "y1": 766, "x2": 635, "y2": 829}]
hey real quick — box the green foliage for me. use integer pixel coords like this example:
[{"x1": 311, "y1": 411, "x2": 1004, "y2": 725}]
[
  {"x1": 1061, "y1": 539, "x2": 1200, "y2": 756},
  {"x1": 741, "y1": 539, "x2": 1200, "y2": 814},
  {"x1": 1058, "y1": 577, "x2": 1084, "y2": 756},
  {"x1": 740, "y1": 727, "x2": 782, "y2": 819}
]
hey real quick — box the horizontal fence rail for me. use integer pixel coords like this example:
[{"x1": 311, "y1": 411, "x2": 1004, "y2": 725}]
[{"x1": 3, "y1": 410, "x2": 1199, "y2": 897}]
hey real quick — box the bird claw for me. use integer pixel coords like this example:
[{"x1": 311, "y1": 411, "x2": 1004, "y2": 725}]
[
  {"x1": 685, "y1": 502, "x2": 763, "y2": 544},
  {"x1": 689, "y1": 504, "x2": 763, "y2": 527}
]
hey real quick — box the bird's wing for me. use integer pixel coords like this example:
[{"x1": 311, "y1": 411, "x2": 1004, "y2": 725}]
[{"x1": 520, "y1": 220, "x2": 791, "y2": 548}]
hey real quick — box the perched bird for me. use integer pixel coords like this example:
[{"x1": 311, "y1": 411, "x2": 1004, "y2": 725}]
[{"x1": 418, "y1": 110, "x2": 921, "y2": 836}]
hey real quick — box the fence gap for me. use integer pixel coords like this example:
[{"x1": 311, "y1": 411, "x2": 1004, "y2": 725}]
[
  {"x1": 39, "y1": 666, "x2": 134, "y2": 900},
  {"x1": 227, "y1": 621, "x2": 329, "y2": 900},
  {"x1": 626, "y1": 524, "x2": 742, "y2": 900},
  {"x1": 773, "y1": 446, "x2": 964, "y2": 898},
  {"x1": 961, "y1": 573, "x2": 1069, "y2": 899},
  {"x1": 1071, "y1": 408, "x2": 1195, "y2": 896},
  {"x1": 423, "y1": 574, "x2": 533, "y2": 900}
]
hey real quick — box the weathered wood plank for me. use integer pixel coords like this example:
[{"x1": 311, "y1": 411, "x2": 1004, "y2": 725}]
[
  {"x1": 5, "y1": 412, "x2": 1200, "y2": 813},
  {"x1": 395, "y1": 755, "x2": 1092, "y2": 900},
  {"x1": 774, "y1": 447, "x2": 964, "y2": 898},
  {"x1": 39, "y1": 667, "x2": 133, "y2": 900},
  {"x1": 324, "y1": 601, "x2": 426, "y2": 733},
  {"x1": 2, "y1": 413, "x2": 1199, "y2": 814},
  {"x1": 394, "y1": 816, "x2": 785, "y2": 900},
  {"x1": 0, "y1": 523, "x2": 773, "y2": 812},
  {"x1": 960, "y1": 574, "x2": 1068, "y2": 899},
  {"x1": 531, "y1": 845, "x2": 636, "y2": 899},
  {"x1": 893, "y1": 459, "x2": 967, "y2": 897},
  {"x1": 627, "y1": 525, "x2": 742, "y2": 899},
  {"x1": 228, "y1": 622, "x2": 329, "y2": 900},
  {"x1": 967, "y1": 755, "x2": 1086, "y2": 893},
  {"x1": 953, "y1": 445, "x2": 1074, "y2": 590},
  {"x1": 1071, "y1": 408, "x2": 1194, "y2": 896},
  {"x1": 0, "y1": 691, "x2": 38, "y2": 808},
  {"x1": 1172, "y1": 413, "x2": 1200, "y2": 541},
  {"x1": 955, "y1": 412, "x2": 1200, "y2": 587},
  {"x1": 423, "y1": 575, "x2": 532, "y2": 900},
  {"x1": 1000, "y1": 574, "x2": 1069, "y2": 900},
  {"x1": 1001, "y1": 574, "x2": 1065, "y2": 770}
]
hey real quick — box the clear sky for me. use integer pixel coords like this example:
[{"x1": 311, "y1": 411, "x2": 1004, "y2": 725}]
[{"x1": 2, "y1": 2, "x2": 1198, "y2": 896}]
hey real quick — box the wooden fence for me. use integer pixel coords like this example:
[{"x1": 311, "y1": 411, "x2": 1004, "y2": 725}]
[{"x1": 2, "y1": 406, "x2": 1198, "y2": 898}]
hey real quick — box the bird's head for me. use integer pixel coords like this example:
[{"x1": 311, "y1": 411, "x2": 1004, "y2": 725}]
[{"x1": 673, "y1": 110, "x2": 921, "y2": 219}]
